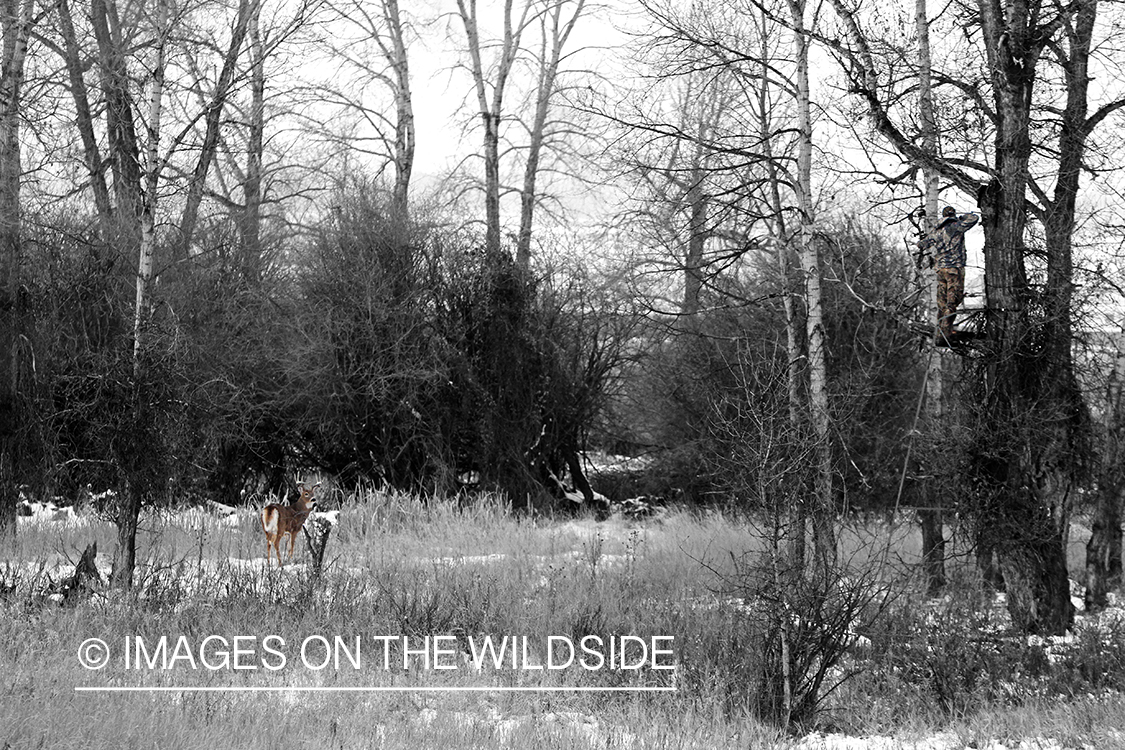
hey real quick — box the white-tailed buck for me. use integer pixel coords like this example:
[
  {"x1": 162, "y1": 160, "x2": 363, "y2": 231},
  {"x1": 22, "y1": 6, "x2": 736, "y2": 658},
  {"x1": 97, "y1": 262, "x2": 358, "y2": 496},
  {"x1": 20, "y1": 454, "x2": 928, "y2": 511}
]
[{"x1": 261, "y1": 482, "x2": 319, "y2": 566}]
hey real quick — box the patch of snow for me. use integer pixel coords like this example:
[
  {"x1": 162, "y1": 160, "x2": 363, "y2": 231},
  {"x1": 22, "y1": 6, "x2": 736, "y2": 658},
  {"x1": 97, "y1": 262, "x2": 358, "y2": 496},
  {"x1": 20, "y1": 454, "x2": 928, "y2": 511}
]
[
  {"x1": 563, "y1": 489, "x2": 585, "y2": 504},
  {"x1": 412, "y1": 707, "x2": 638, "y2": 748},
  {"x1": 789, "y1": 731, "x2": 1089, "y2": 750},
  {"x1": 428, "y1": 553, "x2": 509, "y2": 566},
  {"x1": 791, "y1": 731, "x2": 958, "y2": 749},
  {"x1": 90, "y1": 488, "x2": 118, "y2": 504},
  {"x1": 584, "y1": 451, "x2": 655, "y2": 474},
  {"x1": 208, "y1": 500, "x2": 237, "y2": 516},
  {"x1": 17, "y1": 501, "x2": 89, "y2": 527},
  {"x1": 315, "y1": 509, "x2": 340, "y2": 527}
]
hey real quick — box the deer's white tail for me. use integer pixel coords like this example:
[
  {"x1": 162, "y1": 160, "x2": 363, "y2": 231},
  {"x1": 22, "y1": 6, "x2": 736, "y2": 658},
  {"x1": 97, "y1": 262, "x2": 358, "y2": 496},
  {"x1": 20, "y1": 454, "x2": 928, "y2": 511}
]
[{"x1": 261, "y1": 507, "x2": 279, "y2": 535}]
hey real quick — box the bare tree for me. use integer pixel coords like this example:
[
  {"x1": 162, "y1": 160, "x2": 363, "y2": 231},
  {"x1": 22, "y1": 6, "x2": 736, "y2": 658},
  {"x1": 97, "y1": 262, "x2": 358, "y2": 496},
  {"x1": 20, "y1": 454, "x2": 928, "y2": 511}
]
[
  {"x1": 448, "y1": 0, "x2": 597, "y2": 265},
  {"x1": 613, "y1": 71, "x2": 731, "y2": 318},
  {"x1": 198, "y1": 0, "x2": 323, "y2": 284},
  {"x1": 313, "y1": 0, "x2": 415, "y2": 219},
  {"x1": 56, "y1": 0, "x2": 113, "y2": 234},
  {"x1": 90, "y1": 0, "x2": 144, "y2": 251},
  {"x1": 604, "y1": 3, "x2": 772, "y2": 321},
  {"x1": 515, "y1": 0, "x2": 585, "y2": 268},
  {"x1": 108, "y1": 0, "x2": 171, "y2": 590},
  {"x1": 454, "y1": 0, "x2": 535, "y2": 255},
  {"x1": 172, "y1": 0, "x2": 256, "y2": 263}
]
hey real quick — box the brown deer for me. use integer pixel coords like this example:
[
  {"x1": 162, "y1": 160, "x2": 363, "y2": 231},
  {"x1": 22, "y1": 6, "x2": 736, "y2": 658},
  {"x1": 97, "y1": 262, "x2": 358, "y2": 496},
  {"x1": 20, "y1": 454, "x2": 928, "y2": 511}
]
[{"x1": 261, "y1": 481, "x2": 319, "y2": 566}]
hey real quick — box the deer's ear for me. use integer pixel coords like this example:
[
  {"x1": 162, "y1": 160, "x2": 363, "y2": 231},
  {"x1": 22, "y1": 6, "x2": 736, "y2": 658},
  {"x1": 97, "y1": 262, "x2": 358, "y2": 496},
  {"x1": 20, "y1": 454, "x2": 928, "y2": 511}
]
[{"x1": 313, "y1": 482, "x2": 322, "y2": 490}]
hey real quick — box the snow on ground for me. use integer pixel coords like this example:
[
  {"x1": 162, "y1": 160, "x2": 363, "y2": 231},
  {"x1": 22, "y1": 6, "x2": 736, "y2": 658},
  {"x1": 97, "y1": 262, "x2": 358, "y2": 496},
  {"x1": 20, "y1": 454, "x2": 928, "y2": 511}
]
[
  {"x1": 791, "y1": 732, "x2": 1125, "y2": 750},
  {"x1": 411, "y1": 706, "x2": 640, "y2": 748},
  {"x1": 583, "y1": 450, "x2": 655, "y2": 475},
  {"x1": 795, "y1": 732, "x2": 959, "y2": 750},
  {"x1": 17, "y1": 501, "x2": 90, "y2": 528}
]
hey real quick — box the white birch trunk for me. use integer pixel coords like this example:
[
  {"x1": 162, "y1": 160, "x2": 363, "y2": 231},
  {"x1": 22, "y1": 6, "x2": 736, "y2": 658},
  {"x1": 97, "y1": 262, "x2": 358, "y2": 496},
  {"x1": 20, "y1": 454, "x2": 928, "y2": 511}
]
[
  {"x1": 788, "y1": 0, "x2": 836, "y2": 575},
  {"x1": 133, "y1": 0, "x2": 167, "y2": 372},
  {"x1": 915, "y1": 0, "x2": 946, "y2": 595},
  {"x1": 113, "y1": 0, "x2": 166, "y2": 590},
  {"x1": 378, "y1": 0, "x2": 413, "y2": 220},
  {"x1": 0, "y1": 0, "x2": 33, "y2": 541}
]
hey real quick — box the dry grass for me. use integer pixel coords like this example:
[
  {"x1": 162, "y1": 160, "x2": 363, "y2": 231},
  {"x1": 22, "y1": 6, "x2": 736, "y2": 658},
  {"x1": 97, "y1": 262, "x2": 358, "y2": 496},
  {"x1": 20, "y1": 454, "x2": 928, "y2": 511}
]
[{"x1": 1, "y1": 493, "x2": 1122, "y2": 749}]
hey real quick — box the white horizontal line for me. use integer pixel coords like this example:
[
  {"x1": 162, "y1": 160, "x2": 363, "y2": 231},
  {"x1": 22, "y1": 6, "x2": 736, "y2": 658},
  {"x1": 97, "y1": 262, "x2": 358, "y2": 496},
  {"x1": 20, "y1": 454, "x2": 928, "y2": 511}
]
[{"x1": 75, "y1": 685, "x2": 675, "y2": 693}]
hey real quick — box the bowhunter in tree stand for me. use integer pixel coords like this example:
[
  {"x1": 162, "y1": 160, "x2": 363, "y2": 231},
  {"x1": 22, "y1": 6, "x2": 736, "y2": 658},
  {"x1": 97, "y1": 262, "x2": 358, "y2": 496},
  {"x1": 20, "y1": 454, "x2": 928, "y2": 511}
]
[{"x1": 926, "y1": 205, "x2": 980, "y2": 345}]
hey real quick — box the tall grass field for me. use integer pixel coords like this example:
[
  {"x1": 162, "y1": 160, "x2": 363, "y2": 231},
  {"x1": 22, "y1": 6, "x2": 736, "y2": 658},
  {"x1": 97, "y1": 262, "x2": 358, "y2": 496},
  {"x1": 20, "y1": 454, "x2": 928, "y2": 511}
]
[{"x1": 2, "y1": 489, "x2": 1123, "y2": 749}]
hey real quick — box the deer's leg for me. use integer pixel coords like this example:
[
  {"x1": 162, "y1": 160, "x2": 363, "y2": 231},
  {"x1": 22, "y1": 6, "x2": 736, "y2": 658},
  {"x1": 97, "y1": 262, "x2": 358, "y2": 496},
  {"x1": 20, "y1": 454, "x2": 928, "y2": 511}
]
[{"x1": 262, "y1": 509, "x2": 276, "y2": 567}]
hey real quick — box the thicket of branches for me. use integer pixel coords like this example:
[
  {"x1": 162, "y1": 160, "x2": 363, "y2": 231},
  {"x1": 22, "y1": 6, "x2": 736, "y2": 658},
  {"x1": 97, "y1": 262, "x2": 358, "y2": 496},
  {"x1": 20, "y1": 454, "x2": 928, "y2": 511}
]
[
  {"x1": 10, "y1": 191, "x2": 622, "y2": 513},
  {"x1": 612, "y1": 219, "x2": 920, "y2": 509}
]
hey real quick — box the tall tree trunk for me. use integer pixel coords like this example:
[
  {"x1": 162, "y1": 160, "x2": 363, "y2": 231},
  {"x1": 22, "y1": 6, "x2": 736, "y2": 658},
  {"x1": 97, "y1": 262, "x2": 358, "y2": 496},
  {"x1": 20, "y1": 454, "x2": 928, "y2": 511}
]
[
  {"x1": 682, "y1": 175, "x2": 706, "y2": 316},
  {"x1": 133, "y1": 0, "x2": 166, "y2": 370},
  {"x1": 1042, "y1": 0, "x2": 1092, "y2": 375},
  {"x1": 0, "y1": 0, "x2": 32, "y2": 542},
  {"x1": 383, "y1": 0, "x2": 414, "y2": 223},
  {"x1": 1086, "y1": 344, "x2": 1125, "y2": 611},
  {"x1": 90, "y1": 0, "x2": 145, "y2": 586},
  {"x1": 788, "y1": 0, "x2": 835, "y2": 576},
  {"x1": 91, "y1": 0, "x2": 144, "y2": 251},
  {"x1": 110, "y1": 484, "x2": 143, "y2": 588},
  {"x1": 564, "y1": 449, "x2": 593, "y2": 505},
  {"x1": 481, "y1": 113, "x2": 503, "y2": 254},
  {"x1": 113, "y1": 0, "x2": 167, "y2": 589},
  {"x1": 174, "y1": 0, "x2": 254, "y2": 262},
  {"x1": 914, "y1": 0, "x2": 946, "y2": 596},
  {"x1": 1038, "y1": 0, "x2": 1095, "y2": 525},
  {"x1": 58, "y1": 0, "x2": 113, "y2": 234},
  {"x1": 241, "y1": 2, "x2": 264, "y2": 286},
  {"x1": 974, "y1": 0, "x2": 1073, "y2": 635},
  {"x1": 516, "y1": 0, "x2": 583, "y2": 269},
  {"x1": 457, "y1": 0, "x2": 530, "y2": 255}
]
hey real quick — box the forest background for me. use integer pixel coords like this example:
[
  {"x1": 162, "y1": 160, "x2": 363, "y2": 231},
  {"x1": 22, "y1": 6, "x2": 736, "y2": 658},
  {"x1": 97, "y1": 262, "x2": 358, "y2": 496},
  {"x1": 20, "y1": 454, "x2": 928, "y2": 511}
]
[{"x1": 1, "y1": 0, "x2": 1124, "y2": 640}]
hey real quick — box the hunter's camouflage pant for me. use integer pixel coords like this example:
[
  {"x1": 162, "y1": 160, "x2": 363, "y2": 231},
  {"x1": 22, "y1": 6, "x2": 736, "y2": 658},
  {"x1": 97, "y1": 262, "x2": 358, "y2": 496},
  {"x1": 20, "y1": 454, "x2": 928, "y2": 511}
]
[{"x1": 937, "y1": 266, "x2": 964, "y2": 334}]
